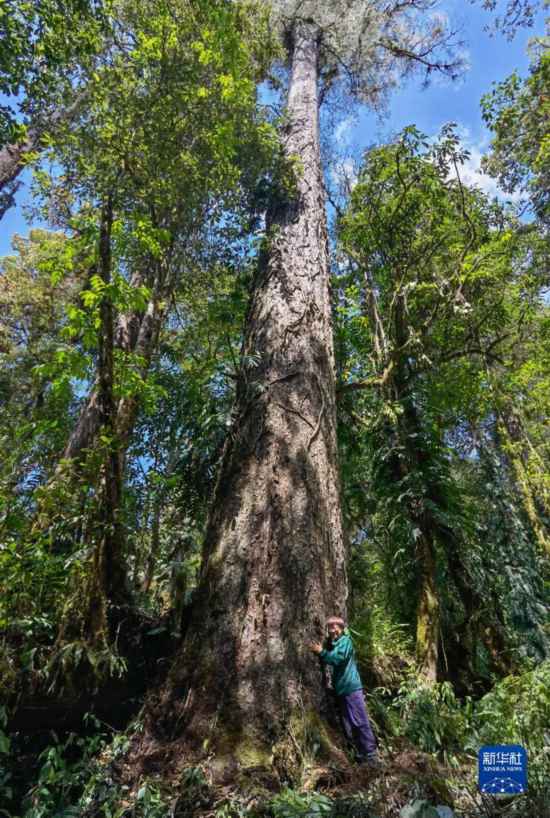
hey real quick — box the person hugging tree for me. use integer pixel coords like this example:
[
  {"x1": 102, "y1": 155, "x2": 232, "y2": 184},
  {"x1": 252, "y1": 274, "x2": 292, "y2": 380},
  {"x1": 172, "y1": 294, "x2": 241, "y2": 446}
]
[{"x1": 310, "y1": 616, "x2": 379, "y2": 766}]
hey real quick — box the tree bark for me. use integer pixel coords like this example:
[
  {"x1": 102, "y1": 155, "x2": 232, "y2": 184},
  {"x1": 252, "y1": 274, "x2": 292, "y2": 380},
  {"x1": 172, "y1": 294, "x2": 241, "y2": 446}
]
[
  {"x1": 0, "y1": 98, "x2": 86, "y2": 220},
  {"x1": 145, "y1": 22, "x2": 348, "y2": 776},
  {"x1": 388, "y1": 292, "x2": 442, "y2": 681},
  {"x1": 497, "y1": 407, "x2": 550, "y2": 559},
  {"x1": 76, "y1": 198, "x2": 129, "y2": 638},
  {"x1": 96, "y1": 197, "x2": 127, "y2": 604},
  {"x1": 414, "y1": 527, "x2": 440, "y2": 683},
  {"x1": 0, "y1": 136, "x2": 36, "y2": 219}
]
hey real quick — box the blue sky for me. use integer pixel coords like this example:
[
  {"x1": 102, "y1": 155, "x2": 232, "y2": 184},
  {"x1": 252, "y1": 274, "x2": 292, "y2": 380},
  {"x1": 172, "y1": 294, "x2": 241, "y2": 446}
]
[
  {"x1": 361, "y1": 0, "x2": 543, "y2": 140},
  {"x1": 0, "y1": 1, "x2": 546, "y2": 257},
  {"x1": 332, "y1": 1, "x2": 546, "y2": 196}
]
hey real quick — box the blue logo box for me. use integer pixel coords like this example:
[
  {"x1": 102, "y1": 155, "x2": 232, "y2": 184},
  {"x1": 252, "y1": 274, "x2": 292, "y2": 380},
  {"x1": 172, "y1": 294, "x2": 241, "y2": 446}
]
[{"x1": 478, "y1": 745, "x2": 527, "y2": 794}]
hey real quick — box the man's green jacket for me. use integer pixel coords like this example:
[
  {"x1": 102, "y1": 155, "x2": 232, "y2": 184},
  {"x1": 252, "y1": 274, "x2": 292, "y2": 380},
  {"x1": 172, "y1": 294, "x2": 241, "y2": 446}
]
[{"x1": 319, "y1": 632, "x2": 362, "y2": 697}]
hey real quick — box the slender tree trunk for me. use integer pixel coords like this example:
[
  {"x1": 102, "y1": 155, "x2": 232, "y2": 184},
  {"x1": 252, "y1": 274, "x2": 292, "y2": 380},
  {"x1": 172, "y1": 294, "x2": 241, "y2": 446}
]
[
  {"x1": 497, "y1": 408, "x2": 550, "y2": 558},
  {"x1": 77, "y1": 197, "x2": 129, "y2": 638},
  {"x1": 391, "y1": 294, "x2": 441, "y2": 681},
  {"x1": 390, "y1": 415, "x2": 441, "y2": 682},
  {"x1": 95, "y1": 197, "x2": 127, "y2": 604},
  {"x1": 62, "y1": 266, "x2": 165, "y2": 465},
  {"x1": 145, "y1": 22, "x2": 347, "y2": 777}
]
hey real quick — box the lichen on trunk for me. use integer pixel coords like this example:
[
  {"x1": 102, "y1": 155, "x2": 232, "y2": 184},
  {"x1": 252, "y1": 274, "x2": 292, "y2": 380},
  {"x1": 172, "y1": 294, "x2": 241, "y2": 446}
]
[{"x1": 415, "y1": 533, "x2": 440, "y2": 683}]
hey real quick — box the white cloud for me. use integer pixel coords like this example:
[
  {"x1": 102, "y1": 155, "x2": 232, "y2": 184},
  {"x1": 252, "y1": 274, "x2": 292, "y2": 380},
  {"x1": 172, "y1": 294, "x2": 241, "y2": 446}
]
[
  {"x1": 334, "y1": 116, "x2": 354, "y2": 146},
  {"x1": 449, "y1": 125, "x2": 521, "y2": 203},
  {"x1": 457, "y1": 143, "x2": 502, "y2": 197},
  {"x1": 330, "y1": 157, "x2": 357, "y2": 193}
]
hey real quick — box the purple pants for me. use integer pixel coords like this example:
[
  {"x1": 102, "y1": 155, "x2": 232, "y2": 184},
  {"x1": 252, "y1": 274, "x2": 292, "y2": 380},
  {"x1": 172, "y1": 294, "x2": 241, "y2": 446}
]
[{"x1": 338, "y1": 689, "x2": 377, "y2": 757}]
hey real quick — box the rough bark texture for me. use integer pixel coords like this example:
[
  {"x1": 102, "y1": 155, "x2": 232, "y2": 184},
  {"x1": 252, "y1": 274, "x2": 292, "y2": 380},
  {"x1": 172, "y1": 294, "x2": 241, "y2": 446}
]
[
  {"x1": 146, "y1": 23, "x2": 348, "y2": 774},
  {"x1": 0, "y1": 98, "x2": 85, "y2": 221},
  {"x1": 0, "y1": 136, "x2": 35, "y2": 219}
]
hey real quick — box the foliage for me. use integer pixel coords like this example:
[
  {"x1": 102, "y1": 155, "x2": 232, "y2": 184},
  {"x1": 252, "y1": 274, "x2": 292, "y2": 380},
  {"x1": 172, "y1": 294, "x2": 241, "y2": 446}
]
[
  {"x1": 475, "y1": 0, "x2": 545, "y2": 39},
  {"x1": 0, "y1": 0, "x2": 107, "y2": 145},
  {"x1": 385, "y1": 660, "x2": 550, "y2": 782},
  {"x1": 0, "y1": 715, "x2": 110, "y2": 818},
  {"x1": 270, "y1": 0, "x2": 464, "y2": 106},
  {"x1": 0, "y1": 0, "x2": 283, "y2": 690},
  {"x1": 0, "y1": 0, "x2": 548, "y2": 811},
  {"x1": 391, "y1": 678, "x2": 474, "y2": 762},
  {"x1": 481, "y1": 35, "x2": 550, "y2": 223},
  {"x1": 268, "y1": 790, "x2": 333, "y2": 818},
  {"x1": 131, "y1": 781, "x2": 171, "y2": 818},
  {"x1": 474, "y1": 659, "x2": 550, "y2": 751},
  {"x1": 336, "y1": 123, "x2": 550, "y2": 680},
  {"x1": 0, "y1": 230, "x2": 86, "y2": 493}
]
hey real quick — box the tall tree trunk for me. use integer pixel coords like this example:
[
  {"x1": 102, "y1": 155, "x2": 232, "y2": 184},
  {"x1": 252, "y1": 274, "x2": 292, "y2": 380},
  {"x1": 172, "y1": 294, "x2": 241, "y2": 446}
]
[
  {"x1": 62, "y1": 265, "x2": 165, "y2": 466},
  {"x1": 392, "y1": 294, "x2": 441, "y2": 681},
  {"x1": 497, "y1": 407, "x2": 550, "y2": 558},
  {"x1": 80, "y1": 198, "x2": 128, "y2": 641},
  {"x1": 95, "y1": 196, "x2": 127, "y2": 605},
  {"x1": 145, "y1": 22, "x2": 347, "y2": 777}
]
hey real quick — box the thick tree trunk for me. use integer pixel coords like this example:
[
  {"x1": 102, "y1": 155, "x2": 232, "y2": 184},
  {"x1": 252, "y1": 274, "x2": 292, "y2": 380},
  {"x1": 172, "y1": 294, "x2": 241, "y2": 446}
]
[{"x1": 145, "y1": 22, "x2": 347, "y2": 777}]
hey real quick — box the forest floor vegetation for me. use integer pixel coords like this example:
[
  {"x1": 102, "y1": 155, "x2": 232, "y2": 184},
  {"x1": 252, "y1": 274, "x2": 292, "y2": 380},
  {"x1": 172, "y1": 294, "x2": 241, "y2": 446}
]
[{"x1": 2, "y1": 656, "x2": 550, "y2": 818}]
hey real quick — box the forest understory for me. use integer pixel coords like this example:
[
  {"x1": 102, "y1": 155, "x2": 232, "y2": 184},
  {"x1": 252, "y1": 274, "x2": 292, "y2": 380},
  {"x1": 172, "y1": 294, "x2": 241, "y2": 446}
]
[{"x1": 0, "y1": 1, "x2": 549, "y2": 817}]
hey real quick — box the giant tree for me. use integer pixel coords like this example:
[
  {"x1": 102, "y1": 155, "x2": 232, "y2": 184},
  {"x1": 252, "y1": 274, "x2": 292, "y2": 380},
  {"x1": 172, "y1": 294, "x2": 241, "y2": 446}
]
[{"x1": 131, "y1": 0, "x2": 463, "y2": 781}]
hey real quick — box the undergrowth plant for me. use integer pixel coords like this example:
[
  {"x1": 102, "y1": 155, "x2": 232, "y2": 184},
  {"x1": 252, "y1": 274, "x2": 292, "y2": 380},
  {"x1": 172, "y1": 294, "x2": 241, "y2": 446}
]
[
  {"x1": 391, "y1": 678, "x2": 474, "y2": 764},
  {"x1": 16, "y1": 716, "x2": 108, "y2": 818},
  {"x1": 268, "y1": 790, "x2": 333, "y2": 818}
]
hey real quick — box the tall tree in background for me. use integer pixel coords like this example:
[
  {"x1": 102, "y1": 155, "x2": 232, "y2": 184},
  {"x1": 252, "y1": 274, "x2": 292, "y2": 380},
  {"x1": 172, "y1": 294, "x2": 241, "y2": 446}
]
[
  {"x1": 481, "y1": 34, "x2": 550, "y2": 551},
  {"x1": 337, "y1": 126, "x2": 549, "y2": 683},
  {"x1": 481, "y1": 36, "x2": 549, "y2": 224},
  {"x1": 1, "y1": 0, "x2": 280, "y2": 665}
]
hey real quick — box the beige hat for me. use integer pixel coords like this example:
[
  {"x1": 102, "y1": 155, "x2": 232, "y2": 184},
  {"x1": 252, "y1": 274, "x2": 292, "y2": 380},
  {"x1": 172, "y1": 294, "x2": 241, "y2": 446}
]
[{"x1": 326, "y1": 616, "x2": 345, "y2": 627}]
